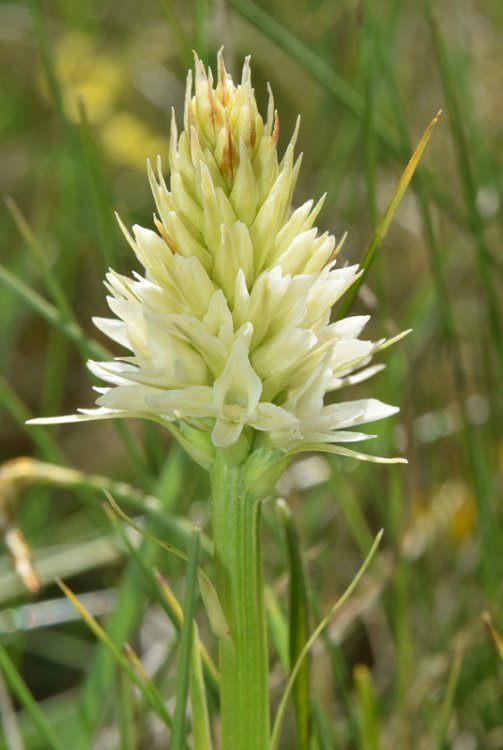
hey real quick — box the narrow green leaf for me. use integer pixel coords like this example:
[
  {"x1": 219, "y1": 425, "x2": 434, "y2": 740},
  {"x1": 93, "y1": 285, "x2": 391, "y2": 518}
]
[
  {"x1": 116, "y1": 671, "x2": 136, "y2": 750},
  {"x1": 79, "y1": 449, "x2": 185, "y2": 741},
  {"x1": 171, "y1": 530, "x2": 200, "y2": 750},
  {"x1": 157, "y1": 0, "x2": 192, "y2": 67},
  {"x1": 104, "y1": 497, "x2": 219, "y2": 694},
  {"x1": 103, "y1": 503, "x2": 181, "y2": 622},
  {"x1": 41, "y1": 328, "x2": 68, "y2": 417},
  {"x1": 312, "y1": 703, "x2": 337, "y2": 750},
  {"x1": 327, "y1": 471, "x2": 374, "y2": 556},
  {"x1": 105, "y1": 490, "x2": 191, "y2": 564},
  {"x1": 0, "y1": 667, "x2": 25, "y2": 750},
  {"x1": 230, "y1": 0, "x2": 363, "y2": 117},
  {"x1": 265, "y1": 585, "x2": 289, "y2": 670},
  {"x1": 4, "y1": 197, "x2": 75, "y2": 322},
  {"x1": 435, "y1": 645, "x2": 463, "y2": 750},
  {"x1": 76, "y1": 98, "x2": 118, "y2": 269},
  {"x1": 197, "y1": 568, "x2": 229, "y2": 640},
  {"x1": 0, "y1": 456, "x2": 201, "y2": 557},
  {"x1": 106, "y1": 491, "x2": 227, "y2": 641},
  {"x1": 0, "y1": 644, "x2": 65, "y2": 750},
  {"x1": 276, "y1": 499, "x2": 311, "y2": 750},
  {"x1": 29, "y1": 0, "x2": 118, "y2": 272},
  {"x1": 189, "y1": 622, "x2": 214, "y2": 750},
  {"x1": 360, "y1": 0, "x2": 378, "y2": 231},
  {"x1": 337, "y1": 109, "x2": 442, "y2": 318},
  {"x1": 57, "y1": 579, "x2": 173, "y2": 728},
  {"x1": 0, "y1": 376, "x2": 65, "y2": 463},
  {"x1": 229, "y1": 0, "x2": 460, "y2": 226},
  {"x1": 154, "y1": 572, "x2": 219, "y2": 690},
  {"x1": 354, "y1": 664, "x2": 380, "y2": 750},
  {"x1": 482, "y1": 611, "x2": 503, "y2": 661},
  {"x1": 193, "y1": 0, "x2": 209, "y2": 59},
  {"x1": 270, "y1": 530, "x2": 384, "y2": 750},
  {"x1": 0, "y1": 263, "x2": 106, "y2": 362},
  {"x1": 424, "y1": 0, "x2": 503, "y2": 387}
]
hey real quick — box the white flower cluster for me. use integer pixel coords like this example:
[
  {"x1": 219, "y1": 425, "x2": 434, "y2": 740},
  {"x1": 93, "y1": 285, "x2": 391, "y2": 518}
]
[{"x1": 34, "y1": 53, "x2": 403, "y2": 452}]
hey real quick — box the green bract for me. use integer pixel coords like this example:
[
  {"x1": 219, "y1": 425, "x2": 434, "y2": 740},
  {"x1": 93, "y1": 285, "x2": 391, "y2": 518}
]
[{"x1": 31, "y1": 52, "x2": 403, "y2": 455}]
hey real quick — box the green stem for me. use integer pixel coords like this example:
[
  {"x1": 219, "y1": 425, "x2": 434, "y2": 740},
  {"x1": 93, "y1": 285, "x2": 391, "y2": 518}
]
[{"x1": 210, "y1": 449, "x2": 270, "y2": 750}]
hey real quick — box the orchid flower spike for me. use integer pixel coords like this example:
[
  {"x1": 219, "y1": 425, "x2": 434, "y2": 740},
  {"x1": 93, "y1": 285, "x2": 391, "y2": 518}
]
[{"x1": 30, "y1": 51, "x2": 407, "y2": 462}]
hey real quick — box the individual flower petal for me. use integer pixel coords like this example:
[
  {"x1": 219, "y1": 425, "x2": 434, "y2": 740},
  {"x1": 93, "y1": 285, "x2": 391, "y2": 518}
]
[
  {"x1": 147, "y1": 385, "x2": 215, "y2": 419},
  {"x1": 212, "y1": 419, "x2": 244, "y2": 448},
  {"x1": 212, "y1": 326, "x2": 262, "y2": 423}
]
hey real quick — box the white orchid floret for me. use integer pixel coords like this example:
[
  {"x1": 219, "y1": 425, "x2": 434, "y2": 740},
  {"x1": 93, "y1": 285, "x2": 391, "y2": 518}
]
[{"x1": 30, "y1": 51, "x2": 405, "y2": 459}]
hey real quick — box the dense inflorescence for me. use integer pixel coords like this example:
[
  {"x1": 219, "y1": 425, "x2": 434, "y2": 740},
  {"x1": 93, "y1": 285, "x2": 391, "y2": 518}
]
[{"x1": 37, "y1": 52, "x2": 401, "y2": 450}]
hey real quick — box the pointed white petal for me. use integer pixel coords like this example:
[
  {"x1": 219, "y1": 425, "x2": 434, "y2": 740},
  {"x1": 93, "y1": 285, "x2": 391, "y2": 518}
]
[
  {"x1": 213, "y1": 330, "x2": 262, "y2": 419},
  {"x1": 96, "y1": 384, "x2": 162, "y2": 412},
  {"x1": 87, "y1": 360, "x2": 137, "y2": 386},
  {"x1": 251, "y1": 402, "x2": 299, "y2": 431},
  {"x1": 322, "y1": 399, "x2": 399, "y2": 428},
  {"x1": 147, "y1": 386, "x2": 214, "y2": 418},
  {"x1": 93, "y1": 317, "x2": 131, "y2": 348}
]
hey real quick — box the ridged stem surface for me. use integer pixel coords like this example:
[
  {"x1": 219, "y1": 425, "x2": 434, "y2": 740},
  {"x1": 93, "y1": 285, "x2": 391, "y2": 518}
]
[{"x1": 210, "y1": 449, "x2": 269, "y2": 750}]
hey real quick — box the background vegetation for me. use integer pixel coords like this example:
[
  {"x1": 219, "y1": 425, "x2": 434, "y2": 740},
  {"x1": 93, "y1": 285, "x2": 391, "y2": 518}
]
[{"x1": 0, "y1": 0, "x2": 502, "y2": 748}]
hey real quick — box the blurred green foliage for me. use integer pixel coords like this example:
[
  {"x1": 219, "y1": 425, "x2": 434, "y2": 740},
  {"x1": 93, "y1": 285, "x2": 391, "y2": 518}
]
[{"x1": 0, "y1": 0, "x2": 502, "y2": 748}]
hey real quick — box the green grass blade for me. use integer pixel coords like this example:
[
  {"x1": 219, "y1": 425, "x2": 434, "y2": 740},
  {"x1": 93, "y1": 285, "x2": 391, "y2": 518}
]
[
  {"x1": 229, "y1": 0, "x2": 461, "y2": 227},
  {"x1": 189, "y1": 621, "x2": 214, "y2": 750},
  {"x1": 106, "y1": 491, "x2": 226, "y2": 642},
  {"x1": 327, "y1": 471, "x2": 374, "y2": 556},
  {"x1": 354, "y1": 664, "x2": 380, "y2": 750},
  {"x1": 311, "y1": 703, "x2": 337, "y2": 750},
  {"x1": 103, "y1": 503, "x2": 183, "y2": 622},
  {"x1": 116, "y1": 671, "x2": 137, "y2": 750},
  {"x1": 171, "y1": 530, "x2": 200, "y2": 750},
  {"x1": 229, "y1": 0, "x2": 362, "y2": 117},
  {"x1": 265, "y1": 585, "x2": 289, "y2": 670},
  {"x1": 0, "y1": 644, "x2": 65, "y2": 750},
  {"x1": 435, "y1": 645, "x2": 463, "y2": 750},
  {"x1": 78, "y1": 450, "x2": 183, "y2": 737},
  {"x1": 103, "y1": 494, "x2": 219, "y2": 695},
  {"x1": 373, "y1": 9, "x2": 501, "y2": 601},
  {"x1": 193, "y1": 0, "x2": 209, "y2": 59},
  {"x1": 157, "y1": 0, "x2": 192, "y2": 67},
  {"x1": 337, "y1": 109, "x2": 441, "y2": 318},
  {"x1": 105, "y1": 491, "x2": 202, "y2": 565},
  {"x1": 58, "y1": 578, "x2": 173, "y2": 728},
  {"x1": 482, "y1": 612, "x2": 503, "y2": 661},
  {"x1": 0, "y1": 457, "x2": 201, "y2": 558},
  {"x1": 0, "y1": 377, "x2": 65, "y2": 463},
  {"x1": 40, "y1": 329, "x2": 68, "y2": 416},
  {"x1": 76, "y1": 98, "x2": 119, "y2": 270},
  {"x1": 0, "y1": 263, "x2": 107, "y2": 362},
  {"x1": 361, "y1": 1, "x2": 378, "y2": 231},
  {"x1": 276, "y1": 499, "x2": 311, "y2": 750},
  {"x1": 424, "y1": 1, "x2": 503, "y2": 387},
  {"x1": 155, "y1": 573, "x2": 219, "y2": 692},
  {"x1": 0, "y1": 667, "x2": 25, "y2": 750},
  {"x1": 0, "y1": 268, "x2": 152, "y2": 486},
  {"x1": 4, "y1": 197, "x2": 75, "y2": 323},
  {"x1": 270, "y1": 530, "x2": 384, "y2": 750},
  {"x1": 372, "y1": 17, "x2": 462, "y2": 358},
  {"x1": 29, "y1": 0, "x2": 119, "y2": 271}
]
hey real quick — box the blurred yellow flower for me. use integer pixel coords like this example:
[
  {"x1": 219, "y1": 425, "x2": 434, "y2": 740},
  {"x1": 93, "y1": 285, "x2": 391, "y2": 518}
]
[
  {"x1": 40, "y1": 31, "x2": 124, "y2": 123},
  {"x1": 38, "y1": 30, "x2": 165, "y2": 170},
  {"x1": 100, "y1": 112, "x2": 167, "y2": 170}
]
